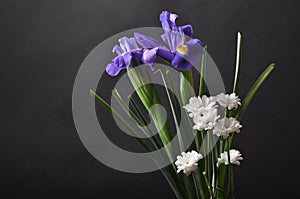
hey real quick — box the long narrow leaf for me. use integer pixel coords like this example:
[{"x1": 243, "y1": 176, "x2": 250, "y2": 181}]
[
  {"x1": 156, "y1": 70, "x2": 184, "y2": 151},
  {"x1": 217, "y1": 33, "x2": 242, "y2": 197},
  {"x1": 90, "y1": 90, "x2": 188, "y2": 198},
  {"x1": 236, "y1": 63, "x2": 275, "y2": 120},
  {"x1": 233, "y1": 32, "x2": 242, "y2": 94},
  {"x1": 127, "y1": 95, "x2": 162, "y2": 149},
  {"x1": 199, "y1": 45, "x2": 207, "y2": 96},
  {"x1": 90, "y1": 89, "x2": 152, "y2": 152},
  {"x1": 112, "y1": 89, "x2": 161, "y2": 150}
]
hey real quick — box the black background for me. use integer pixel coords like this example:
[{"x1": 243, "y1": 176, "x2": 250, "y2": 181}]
[{"x1": 1, "y1": 0, "x2": 300, "y2": 198}]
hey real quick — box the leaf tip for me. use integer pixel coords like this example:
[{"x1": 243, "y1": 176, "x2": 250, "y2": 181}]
[{"x1": 89, "y1": 89, "x2": 95, "y2": 96}]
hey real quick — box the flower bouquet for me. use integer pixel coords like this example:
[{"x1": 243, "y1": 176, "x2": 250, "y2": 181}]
[{"x1": 90, "y1": 11, "x2": 274, "y2": 199}]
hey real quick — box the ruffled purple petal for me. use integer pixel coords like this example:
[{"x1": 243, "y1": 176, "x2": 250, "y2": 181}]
[
  {"x1": 106, "y1": 62, "x2": 123, "y2": 76},
  {"x1": 142, "y1": 48, "x2": 158, "y2": 64},
  {"x1": 106, "y1": 52, "x2": 133, "y2": 76},
  {"x1": 134, "y1": 32, "x2": 167, "y2": 50},
  {"x1": 161, "y1": 31, "x2": 185, "y2": 52},
  {"x1": 132, "y1": 49, "x2": 143, "y2": 62},
  {"x1": 171, "y1": 54, "x2": 193, "y2": 71},
  {"x1": 160, "y1": 11, "x2": 179, "y2": 32},
  {"x1": 157, "y1": 49, "x2": 174, "y2": 62},
  {"x1": 111, "y1": 53, "x2": 132, "y2": 68},
  {"x1": 112, "y1": 45, "x2": 124, "y2": 55},
  {"x1": 122, "y1": 52, "x2": 133, "y2": 67},
  {"x1": 179, "y1": 25, "x2": 193, "y2": 38},
  {"x1": 186, "y1": 38, "x2": 204, "y2": 48},
  {"x1": 171, "y1": 39, "x2": 204, "y2": 71},
  {"x1": 118, "y1": 37, "x2": 139, "y2": 52}
]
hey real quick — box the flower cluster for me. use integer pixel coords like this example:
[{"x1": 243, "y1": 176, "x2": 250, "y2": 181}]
[
  {"x1": 184, "y1": 93, "x2": 242, "y2": 138},
  {"x1": 177, "y1": 93, "x2": 243, "y2": 173},
  {"x1": 106, "y1": 11, "x2": 204, "y2": 76},
  {"x1": 175, "y1": 148, "x2": 243, "y2": 175}
]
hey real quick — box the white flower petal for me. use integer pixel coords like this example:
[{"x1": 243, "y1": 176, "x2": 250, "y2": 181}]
[
  {"x1": 213, "y1": 117, "x2": 242, "y2": 138},
  {"x1": 175, "y1": 150, "x2": 203, "y2": 176},
  {"x1": 217, "y1": 149, "x2": 243, "y2": 167},
  {"x1": 216, "y1": 93, "x2": 241, "y2": 110}
]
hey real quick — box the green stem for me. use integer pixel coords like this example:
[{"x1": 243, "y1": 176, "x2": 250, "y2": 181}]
[
  {"x1": 192, "y1": 173, "x2": 201, "y2": 199},
  {"x1": 207, "y1": 132, "x2": 211, "y2": 184},
  {"x1": 203, "y1": 171, "x2": 214, "y2": 199},
  {"x1": 202, "y1": 131, "x2": 208, "y2": 175},
  {"x1": 225, "y1": 140, "x2": 232, "y2": 199},
  {"x1": 212, "y1": 146, "x2": 218, "y2": 193},
  {"x1": 231, "y1": 165, "x2": 235, "y2": 199}
]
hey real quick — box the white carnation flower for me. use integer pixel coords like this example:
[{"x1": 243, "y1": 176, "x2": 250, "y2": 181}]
[
  {"x1": 216, "y1": 93, "x2": 241, "y2": 110},
  {"x1": 213, "y1": 117, "x2": 242, "y2": 138},
  {"x1": 193, "y1": 108, "x2": 220, "y2": 131},
  {"x1": 175, "y1": 150, "x2": 203, "y2": 176},
  {"x1": 183, "y1": 95, "x2": 216, "y2": 118},
  {"x1": 217, "y1": 149, "x2": 243, "y2": 167}
]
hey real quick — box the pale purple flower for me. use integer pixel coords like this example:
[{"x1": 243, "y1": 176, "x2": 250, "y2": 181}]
[
  {"x1": 106, "y1": 37, "x2": 142, "y2": 76},
  {"x1": 160, "y1": 11, "x2": 204, "y2": 70}
]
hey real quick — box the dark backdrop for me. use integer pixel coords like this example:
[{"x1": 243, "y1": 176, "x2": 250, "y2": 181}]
[{"x1": 1, "y1": 0, "x2": 300, "y2": 198}]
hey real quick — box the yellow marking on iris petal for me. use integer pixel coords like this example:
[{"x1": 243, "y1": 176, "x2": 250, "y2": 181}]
[{"x1": 177, "y1": 45, "x2": 188, "y2": 55}]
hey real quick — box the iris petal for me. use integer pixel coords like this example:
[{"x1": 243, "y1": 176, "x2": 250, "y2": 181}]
[
  {"x1": 160, "y1": 11, "x2": 178, "y2": 32},
  {"x1": 157, "y1": 49, "x2": 174, "y2": 62},
  {"x1": 171, "y1": 39, "x2": 204, "y2": 70},
  {"x1": 134, "y1": 32, "x2": 167, "y2": 49},
  {"x1": 142, "y1": 48, "x2": 158, "y2": 64},
  {"x1": 179, "y1": 25, "x2": 193, "y2": 37},
  {"x1": 161, "y1": 31, "x2": 185, "y2": 52},
  {"x1": 106, "y1": 52, "x2": 133, "y2": 76},
  {"x1": 119, "y1": 37, "x2": 139, "y2": 52},
  {"x1": 112, "y1": 45, "x2": 124, "y2": 55},
  {"x1": 106, "y1": 63, "x2": 123, "y2": 76},
  {"x1": 171, "y1": 54, "x2": 193, "y2": 70},
  {"x1": 132, "y1": 49, "x2": 143, "y2": 62},
  {"x1": 122, "y1": 52, "x2": 133, "y2": 67}
]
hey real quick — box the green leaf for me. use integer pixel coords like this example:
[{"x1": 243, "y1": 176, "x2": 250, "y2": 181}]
[
  {"x1": 112, "y1": 89, "x2": 161, "y2": 150},
  {"x1": 180, "y1": 70, "x2": 194, "y2": 105},
  {"x1": 91, "y1": 89, "x2": 187, "y2": 198},
  {"x1": 156, "y1": 70, "x2": 184, "y2": 151},
  {"x1": 166, "y1": 70, "x2": 181, "y2": 118},
  {"x1": 233, "y1": 32, "x2": 242, "y2": 94},
  {"x1": 199, "y1": 45, "x2": 207, "y2": 96},
  {"x1": 127, "y1": 67, "x2": 174, "y2": 144},
  {"x1": 127, "y1": 95, "x2": 162, "y2": 149},
  {"x1": 157, "y1": 70, "x2": 199, "y2": 199},
  {"x1": 236, "y1": 63, "x2": 275, "y2": 120},
  {"x1": 90, "y1": 89, "x2": 152, "y2": 152}
]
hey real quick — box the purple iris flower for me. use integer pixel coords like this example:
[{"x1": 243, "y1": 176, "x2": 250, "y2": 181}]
[
  {"x1": 161, "y1": 30, "x2": 203, "y2": 70},
  {"x1": 106, "y1": 37, "x2": 143, "y2": 76},
  {"x1": 106, "y1": 11, "x2": 205, "y2": 76},
  {"x1": 160, "y1": 11, "x2": 204, "y2": 70}
]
